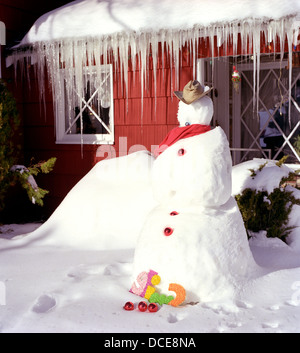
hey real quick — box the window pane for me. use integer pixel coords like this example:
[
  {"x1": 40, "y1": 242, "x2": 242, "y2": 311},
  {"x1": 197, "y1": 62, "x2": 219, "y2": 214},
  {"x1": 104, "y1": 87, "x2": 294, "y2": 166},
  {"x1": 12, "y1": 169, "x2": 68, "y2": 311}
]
[{"x1": 64, "y1": 69, "x2": 112, "y2": 135}]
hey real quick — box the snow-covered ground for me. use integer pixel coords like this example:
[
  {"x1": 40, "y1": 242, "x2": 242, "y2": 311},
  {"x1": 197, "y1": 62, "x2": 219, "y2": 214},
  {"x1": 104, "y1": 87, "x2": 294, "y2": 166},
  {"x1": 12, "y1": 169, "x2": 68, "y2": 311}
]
[{"x1": 0, "y1": 155, "x2": 300, "y2": 333}]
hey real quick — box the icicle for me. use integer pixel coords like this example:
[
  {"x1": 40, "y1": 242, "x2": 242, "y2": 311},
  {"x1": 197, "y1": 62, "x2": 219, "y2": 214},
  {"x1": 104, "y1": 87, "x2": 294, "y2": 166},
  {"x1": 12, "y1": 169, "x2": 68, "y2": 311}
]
[
  {"x1": 209, "y1": 25, "x2": 215, "y2": 85},
  {"x1": 150, "y1": 32, "x2": 159, "y2": 117},
  {"x1": 192, "y1": 29, "x2": 197, "y2": 80},
  {"x1": 8, "y1": 14, "x2": 300, "y2": 135},
  {"x1": 173, "y1": 31, "x2": 180, "y2": 90},
  {"x1": 251, "y1": 20, "x2": 261, "y2": 116}
]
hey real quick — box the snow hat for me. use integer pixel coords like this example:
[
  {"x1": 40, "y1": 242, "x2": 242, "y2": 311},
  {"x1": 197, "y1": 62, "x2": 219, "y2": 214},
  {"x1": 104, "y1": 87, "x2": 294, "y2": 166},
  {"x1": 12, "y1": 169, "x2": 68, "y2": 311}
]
[{"x1": 174, "y1": 80, "x2": 213, "y2": 104}]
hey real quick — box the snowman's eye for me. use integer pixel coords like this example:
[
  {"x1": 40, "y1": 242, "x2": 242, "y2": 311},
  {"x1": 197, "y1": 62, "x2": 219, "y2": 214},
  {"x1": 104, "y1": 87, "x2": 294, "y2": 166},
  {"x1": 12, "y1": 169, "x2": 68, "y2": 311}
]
[{"x1": 185, "y1": 122, "x2": 190, "y2": 126}]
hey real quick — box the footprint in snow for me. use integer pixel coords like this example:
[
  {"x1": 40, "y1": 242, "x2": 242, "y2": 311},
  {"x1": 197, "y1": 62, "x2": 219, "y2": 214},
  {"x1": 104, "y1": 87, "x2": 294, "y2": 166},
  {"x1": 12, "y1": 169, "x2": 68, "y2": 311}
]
[
  {"x1": 167, "y1": 313, "x2": 179, "y2": 324},
  {"x1": 67, "y1": 262, "x2": 132, "y2": 280},
  {"x1": 67, "y1": 264, "x2": 105, "y2": 281},
  {"x1": 262, "y1": 322, "x2": 279, "y2": 329},
  {"x1": 285, "y1": 299, "x2": 300, "y2": 307},
  {"x1": 32, "y1": 294, "x2": 56, "y2": 314},
  {"x1": 268, "y1": 304, "x2": 280, "y2": 311},
  {"x1": 167, "y1": 312, "x2": 186, "y2": 324},
  {"x1": 235, "y1": 300, "x2": 253, "y2": 309},
  {"x1": 103, "y1": 262, "x2": 132, "y2": 276}
]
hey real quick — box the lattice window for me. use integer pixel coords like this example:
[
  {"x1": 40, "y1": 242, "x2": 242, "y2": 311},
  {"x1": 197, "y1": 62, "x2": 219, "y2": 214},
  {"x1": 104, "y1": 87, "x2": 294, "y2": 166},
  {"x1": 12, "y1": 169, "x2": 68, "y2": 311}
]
[
  {"x1": 56, "y1": 64, "x2": 114, "y2": 144},
  {"x1": 237, "y1": 61, "x2": 300, "y2": 163}
]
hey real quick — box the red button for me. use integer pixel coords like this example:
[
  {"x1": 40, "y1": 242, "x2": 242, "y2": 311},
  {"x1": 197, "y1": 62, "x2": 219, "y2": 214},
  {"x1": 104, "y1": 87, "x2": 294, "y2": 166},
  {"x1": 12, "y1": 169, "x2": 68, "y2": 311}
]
[
  {"x1": 164, "y1": 227, "x2": 174, "y2": 236},
  {"x1": 178, "y1": 148, "x2": 186, "y2": 156},
  {"x1": 170, "y1": 211, "x2": 179, "y2": 216}
]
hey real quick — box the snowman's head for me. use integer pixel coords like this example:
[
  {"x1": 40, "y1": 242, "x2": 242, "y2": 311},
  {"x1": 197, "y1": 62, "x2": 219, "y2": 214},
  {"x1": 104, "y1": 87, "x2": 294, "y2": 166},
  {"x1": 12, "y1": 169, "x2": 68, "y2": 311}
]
[{"x1": 177, "y1": 95, "x2": 214, "y2": 127}]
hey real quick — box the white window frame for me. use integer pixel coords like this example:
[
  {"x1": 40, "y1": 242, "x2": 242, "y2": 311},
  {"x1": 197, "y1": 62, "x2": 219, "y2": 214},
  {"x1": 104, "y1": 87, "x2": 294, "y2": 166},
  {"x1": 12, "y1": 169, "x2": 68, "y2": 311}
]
[{"x1": 55, "y1": 64, "x2": 114, "y2": 145}]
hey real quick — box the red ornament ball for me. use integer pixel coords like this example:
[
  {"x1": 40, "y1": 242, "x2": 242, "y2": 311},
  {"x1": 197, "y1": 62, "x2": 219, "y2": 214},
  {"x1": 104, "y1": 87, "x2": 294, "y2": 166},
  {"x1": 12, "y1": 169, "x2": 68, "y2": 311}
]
[
  {"x1": 138, "y1": 301, "x2": 148, "y2": 312},
  {"x1": 164, "y1": 227, "x2": 174, "y2": 236},
  {"x1": 123, "y1": 301, "x2": 134, "y2": 311},
  {"x1": 148, "y1": 303, "x2": 158, "y2": 312}
]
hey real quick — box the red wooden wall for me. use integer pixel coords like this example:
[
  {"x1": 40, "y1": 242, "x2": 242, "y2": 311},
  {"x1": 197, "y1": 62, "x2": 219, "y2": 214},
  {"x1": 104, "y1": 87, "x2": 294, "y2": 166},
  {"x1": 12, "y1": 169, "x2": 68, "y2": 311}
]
[{"x1": 14, "y1": 51, "x2": 192, "y2": 219}]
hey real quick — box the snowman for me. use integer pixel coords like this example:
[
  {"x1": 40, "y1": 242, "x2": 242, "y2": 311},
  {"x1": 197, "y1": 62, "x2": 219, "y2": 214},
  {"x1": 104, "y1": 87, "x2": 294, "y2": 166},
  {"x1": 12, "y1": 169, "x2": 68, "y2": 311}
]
[{"x1": 131, "y1": 80, "x2": 258, "y2": 305}]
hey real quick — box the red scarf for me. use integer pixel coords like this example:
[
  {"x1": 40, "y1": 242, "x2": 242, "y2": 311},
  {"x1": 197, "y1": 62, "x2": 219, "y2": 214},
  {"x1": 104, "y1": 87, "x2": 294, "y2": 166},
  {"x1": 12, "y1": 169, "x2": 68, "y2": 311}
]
[{"x1": 154, "y1": 124, "x2": 211, "y2": 157}]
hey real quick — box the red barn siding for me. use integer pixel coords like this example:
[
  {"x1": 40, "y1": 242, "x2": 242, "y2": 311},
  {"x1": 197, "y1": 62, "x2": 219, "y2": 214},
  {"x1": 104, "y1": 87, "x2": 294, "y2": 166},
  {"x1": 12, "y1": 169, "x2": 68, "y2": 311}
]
[
  {"x1": 14, "y1": 52, "x2": 191, "y2": 219},
  {"x1": 1, "y1": 1, "x2": 247, "y2": 220}
]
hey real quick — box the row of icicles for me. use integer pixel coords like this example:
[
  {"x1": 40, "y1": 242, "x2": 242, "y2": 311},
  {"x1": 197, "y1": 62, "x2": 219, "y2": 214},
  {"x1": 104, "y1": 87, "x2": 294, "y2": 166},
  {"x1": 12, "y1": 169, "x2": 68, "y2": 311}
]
[{"x1": 8, "y1": 16, "x2": 300, "y2": 122}]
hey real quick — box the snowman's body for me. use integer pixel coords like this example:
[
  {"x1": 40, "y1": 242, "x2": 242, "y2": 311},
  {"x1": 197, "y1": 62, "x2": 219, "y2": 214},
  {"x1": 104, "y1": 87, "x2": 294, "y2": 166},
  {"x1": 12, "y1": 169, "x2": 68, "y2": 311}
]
[{"x1": 132, "y1": 94, "x2": 258, "y2": 304}]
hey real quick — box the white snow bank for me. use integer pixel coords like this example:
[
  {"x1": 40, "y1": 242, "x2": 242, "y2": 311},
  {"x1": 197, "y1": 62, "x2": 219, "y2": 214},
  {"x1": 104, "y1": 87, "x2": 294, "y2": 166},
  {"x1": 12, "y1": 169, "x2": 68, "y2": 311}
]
[
  {"x1": 19, "y1": 0, "x2": 300, "y2": 44},
  {"x1": 232, "y1": 158, "x2": 293, "y2": 195},
  {"x1": 1, "y1": 225, "x2": 300, "y2": 333},
  {"x1": 232, "y1": 158, "x2": 300, "y2": 251},
  {"x1": 0, "y1": 157, "x2": 300, "y2": 332},
  {"x1": 5, "y1": 150, "x2": 156, "y2": 250}
]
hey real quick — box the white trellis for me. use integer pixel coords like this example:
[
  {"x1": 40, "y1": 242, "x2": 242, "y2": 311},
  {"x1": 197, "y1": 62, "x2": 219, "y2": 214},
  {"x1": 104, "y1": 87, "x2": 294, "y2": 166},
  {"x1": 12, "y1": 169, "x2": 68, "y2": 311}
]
[
  {"x1": 56, "y1": 64, "x2": 114, "y2": 145},
  {"x1": 235, "y1": 61, "x2": 300, "y2": 163}
]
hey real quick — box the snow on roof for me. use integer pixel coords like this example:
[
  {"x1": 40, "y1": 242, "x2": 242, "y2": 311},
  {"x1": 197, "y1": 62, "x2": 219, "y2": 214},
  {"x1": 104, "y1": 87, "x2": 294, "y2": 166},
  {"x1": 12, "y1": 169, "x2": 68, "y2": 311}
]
[
  {"x1": 7, "y1": 0, "x2": 300, "y2": 127},
  {"x1": 19, "y1": 0, "x2": 300, "y2": 45}
]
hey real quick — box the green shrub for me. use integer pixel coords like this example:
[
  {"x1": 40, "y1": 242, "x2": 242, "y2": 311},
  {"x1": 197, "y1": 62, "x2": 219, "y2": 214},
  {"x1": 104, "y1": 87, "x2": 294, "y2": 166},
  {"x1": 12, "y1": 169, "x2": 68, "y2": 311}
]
[
  {"x1": 11, "y1": 157, "x2": 57, "y2": 207},
  {"x1": 235, "y1": 159, "x2": 300, "y2": 242},
  {"x1": 0, "y1": 79, "x2": 56, "y2": 213},
  {"x1": 235, "y1": 187, "x2": 300, "y2": 242},
  {"x1": 0, "y1": 79, "x2": 20, "y2": 211}
]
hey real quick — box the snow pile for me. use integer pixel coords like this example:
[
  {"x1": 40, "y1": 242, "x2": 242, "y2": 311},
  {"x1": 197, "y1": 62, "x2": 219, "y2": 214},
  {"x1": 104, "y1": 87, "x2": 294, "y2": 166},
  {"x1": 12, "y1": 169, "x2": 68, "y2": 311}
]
[
  {"x1": 232, "y1": 158, "x2": 293, "y2": 195},
  {"x1": 14, "y1": 0, "x2": 300, "y2": 44},
  {"x1": 0, "y1": 155, "x2": 300, "y2": 332},
  {"x1": 10, "y1": 150, "x2": 156, "y2": 250},
  {"x1": 232, "y1": 158, "x2": 300, "y2": 252}
]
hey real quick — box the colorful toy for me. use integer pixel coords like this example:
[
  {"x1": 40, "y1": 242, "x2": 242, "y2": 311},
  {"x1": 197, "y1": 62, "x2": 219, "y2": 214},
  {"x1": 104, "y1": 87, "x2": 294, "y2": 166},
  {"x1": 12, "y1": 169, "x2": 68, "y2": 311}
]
[
  {"x1": 129, "y1": 269, "x2": 186, "y2": 308},
  {"x1": 148, "y1": 292, "x2": 174, "y2": 306},
  {"x1": 168, "y1": 284, "x2": 186, "y2": 307},
  {"x1": 130, "y1": 269, "x2": 161, "y2": 300}
]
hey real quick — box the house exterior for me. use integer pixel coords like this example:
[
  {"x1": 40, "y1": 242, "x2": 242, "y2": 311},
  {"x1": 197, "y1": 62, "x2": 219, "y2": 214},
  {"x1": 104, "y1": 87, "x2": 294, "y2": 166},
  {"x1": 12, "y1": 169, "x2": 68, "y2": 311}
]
[{"x1": 2, "y1": 0, "x2": 300, "y2": 219}]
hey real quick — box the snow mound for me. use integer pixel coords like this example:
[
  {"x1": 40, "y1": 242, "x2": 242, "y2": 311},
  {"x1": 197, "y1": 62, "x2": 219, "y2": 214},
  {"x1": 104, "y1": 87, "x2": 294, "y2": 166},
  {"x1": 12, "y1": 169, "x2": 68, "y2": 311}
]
[
  {"x1": 232, "y1": 158, "x2": 294, "y2": 195},
  {"x1": 9, "y1": 150, "x2": 157, "y2": 250},
  {"x1": 1, "y1": 157, "x2": 300, "y2": 332}
]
